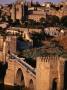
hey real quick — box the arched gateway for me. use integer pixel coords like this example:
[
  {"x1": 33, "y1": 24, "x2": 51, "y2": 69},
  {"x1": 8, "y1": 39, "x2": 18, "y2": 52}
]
[
  {"x1": 29, "y1": 79, "x2": 34, "y2": 90},
  {"x1": 15, "y1": 68, "x2": 25, "y2": 87},
  {"x1": 3, "y1": 51, "x2": 66, "y2": 90}
]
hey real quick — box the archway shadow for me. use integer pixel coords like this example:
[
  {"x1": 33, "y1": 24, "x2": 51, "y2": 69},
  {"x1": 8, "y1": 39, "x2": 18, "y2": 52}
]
[
  {"x1": 0, "y1": 61, "x2": 8, "y2": 84},
  {"x1": 64, "y1": 61, "x2": 67, "y2": 90},
  {"x1": 15, "y1": 68, "x2": 26, "y2": 90},
  {"x1": 29, "y1": 79, "x2": 34, "y2": 90},
  {"x1": 52, "y1": 78, "x2": 57, "y2": 90}
]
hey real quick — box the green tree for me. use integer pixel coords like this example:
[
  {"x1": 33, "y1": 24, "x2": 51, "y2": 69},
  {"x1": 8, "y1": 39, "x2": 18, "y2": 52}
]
[
  {"x1": 40, "y1": 18, "x2": 46, "y2": 27},
  {"x1": 46, "y1": 15, "x2": 60, "y2": 26},
  {"x1": 26, "y1": 19, "x2": 36, "y2": 28},
  {"x1": 61, "y1": 16, "x2": 67, "y2": 27}
]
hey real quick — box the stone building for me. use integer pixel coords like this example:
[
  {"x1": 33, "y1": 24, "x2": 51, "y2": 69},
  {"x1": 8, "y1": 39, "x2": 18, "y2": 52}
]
[
  {"x1": 28, "y1": 1, "x2": 67, "y2": 21},
  {"x1": 11, "y1": 0, "x2": 28, "y2": 21},
  {"x1": 0, "y1": 36, "x2": 17, "y2": 61},
  {"x1": 11, "y1": 2, "x2": 23, "y2": 21},
  {"x1": 0, "y1": 36, "x2": 3, "y2": 51},
  {"x1": 0, "y1": 35, "x2": 67, "y2": 90},
  {"x1": 44, "y1": 27, "x2": 61, "y2": 37},
  {"x1": 47, "y1": 2, "x2": 67, "y2": 18},
  {"x1": 28, "y1": 10, "x2": 46, "y2": 22},
  {"x1": 15, "y1": 1, "x2": 23, "y2": 20},
  {"x1": 11, "y1": 3, "x2": 16, "y2": 21},
  {"x1": 36, "y1": 56, "x2": 66, "y2": 90}
]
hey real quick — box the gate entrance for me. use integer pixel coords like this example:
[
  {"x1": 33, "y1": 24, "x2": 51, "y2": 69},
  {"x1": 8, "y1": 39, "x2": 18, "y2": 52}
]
[
  {"x1": 52, "y1": 78, "x2": 57, "y2": 90},
  {"x1": 64, "y1": 61, "x2": 67, "y2": 90}
]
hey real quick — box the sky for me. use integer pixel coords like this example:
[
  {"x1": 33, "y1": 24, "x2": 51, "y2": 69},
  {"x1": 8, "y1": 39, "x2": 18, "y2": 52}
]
[{"x1": 0, "y1": 0, "x2": 61, "y2": 4}]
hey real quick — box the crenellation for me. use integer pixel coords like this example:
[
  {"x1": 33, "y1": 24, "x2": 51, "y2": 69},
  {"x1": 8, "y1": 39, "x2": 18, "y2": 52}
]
[
  {"x1": 0, "y1": 0, "x2": 67, "y2": 90},
  {"x1": 44, "y1": 57, "x2": 50, "y2": 63},
  {"x1": 0, "y1": 35, "x2": 66, "y2": 90},
  {"x1": 36, "y1": 56, "x2": 66, "y2": 90},
  {"x1": 37, "y1": 56, "x2": 62, "y2": 63}
]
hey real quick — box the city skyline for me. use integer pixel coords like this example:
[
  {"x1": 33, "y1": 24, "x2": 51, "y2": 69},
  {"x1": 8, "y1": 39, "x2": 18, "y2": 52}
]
[{"x1": 0, "y1": 0, "x2": 62, "y2": 4}]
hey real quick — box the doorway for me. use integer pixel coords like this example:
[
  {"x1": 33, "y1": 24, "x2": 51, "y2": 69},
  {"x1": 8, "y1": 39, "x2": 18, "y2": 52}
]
[
  {"x1": 52, "y1": 78, "x2": 57, "y2": 90},
  {"x1": 64, "y1": 61, "x2": 67, "y2": 90}
]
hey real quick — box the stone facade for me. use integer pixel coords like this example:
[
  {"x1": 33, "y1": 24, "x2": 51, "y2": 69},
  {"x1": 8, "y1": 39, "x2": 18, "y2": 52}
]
[
  {"x1": 11, "y1": 4, "x2": 16, "y2": 21},
  {"x1": 0, "y1": 35, "x2": 67, "y2": 90},
  {"x1": 4, "y1": 55, "x2": 66, "y2": 90},
  {"x1": 28, "y1": 10, "x2": 46, "y2": 22},
  {"x1": 11, "y1": 2, "x2": 23, "y2": 21},
  {"x1": 0, "y1": 36, "x2": 3, "y2": 50},
  {"x1": 4, "y1": 58, "x2": 36, "y2": 90},
  {"x1": 0, "y1": 36, "x2": 17, "y2": 61},
  {"x1": 36, "y1": 56, "x2": 65, "y2": 90},
  {"x1": 7, "y1": 36, "x2": 17, "y2": 54},
  {"x1": 15, "y1": 2, "x2": 23, "y2": 20}
]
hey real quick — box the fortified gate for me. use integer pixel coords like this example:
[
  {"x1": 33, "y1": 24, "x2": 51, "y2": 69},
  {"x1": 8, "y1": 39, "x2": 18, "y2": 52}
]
[{"x1": 0, "y1": 36, "x2": 66, "y2": 90}]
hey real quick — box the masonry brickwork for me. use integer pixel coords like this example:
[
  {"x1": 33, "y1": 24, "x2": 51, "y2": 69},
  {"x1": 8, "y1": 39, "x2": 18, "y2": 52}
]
[{"x1": 36, "y1": 56, "x2": 65, "y2": 90}]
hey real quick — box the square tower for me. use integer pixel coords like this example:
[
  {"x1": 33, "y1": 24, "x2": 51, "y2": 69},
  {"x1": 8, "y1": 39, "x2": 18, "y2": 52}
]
[
  {"x1": 16, "y1": 2, "x2": 23, "y2": 20},
  {"x1": 36, "y1": 56, "x2": 65, "y2": 90},
  {"x1": 7, "y1": 36, "x2": 17, "y2": 54}
]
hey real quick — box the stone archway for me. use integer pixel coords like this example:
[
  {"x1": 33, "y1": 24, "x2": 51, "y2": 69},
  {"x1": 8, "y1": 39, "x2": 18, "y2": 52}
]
[
  {"x1": 29, "y1": 79, "x2": 34, "y2": 90},
  {"x1": 16, "y1": 68, "x2": 25, "y2": 87},
  {"x1": 52, "y1": 78, "x2": 57, "y2": 90}
]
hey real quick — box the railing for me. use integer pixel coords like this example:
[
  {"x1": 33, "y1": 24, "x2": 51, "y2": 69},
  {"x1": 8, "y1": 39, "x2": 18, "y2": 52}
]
[{"x1": 11, "y1": 53, "x2": 36, "y2": 75}]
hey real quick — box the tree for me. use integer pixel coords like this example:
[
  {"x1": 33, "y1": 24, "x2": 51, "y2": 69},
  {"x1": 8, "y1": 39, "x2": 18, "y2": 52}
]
[
  {"x1": 0, "y1": 27, "x2": 7, "y2": 36},
  {"x1": 26, "y1": 19, "x2": 36, "y2": 28},
  {"x1": 40, "y1": 18, "x2": 46, "y2": 28},
  {"x1": 46, "y1": 15, "x2": 60, "y2": 26},
  {"x1": 61, "y1": 16, "x2": 67, "y2": 27},
  {"x1": 32, "y1": 32, "x2": 44, "y2": 47},
  {"x1": 36, "y1": 1, "x2": 41, "y2": 7},
  {"x1": 12, "y1": 19, "x2": 21, "y2": 27}
]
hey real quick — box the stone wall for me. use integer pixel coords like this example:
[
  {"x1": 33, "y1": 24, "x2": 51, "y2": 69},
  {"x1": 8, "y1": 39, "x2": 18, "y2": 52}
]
[
  {"x1": 36, "y1": 56, "x2": 65, "y2": 90},
  {"x1": 0, "y1": 36, "x2": 17, "y2": 62},
  {"x1": 16, "y1": 3, "x2": 23, "y2": 20},
  {"x1": 4, "y1": 58, "x2": 36, "y2": 90},
  {"x1": 11, "y1": 4, "x2": 16, "y2": 21},
  {"x1": 7, "y1": 36, "x2": 17, "y2": 54},
  {"x1": 36, "y1": 57, "x2": 50, "y2": 90},
  {"x1": 0, "y1": 36, "x2": 3, "y2": 50}
]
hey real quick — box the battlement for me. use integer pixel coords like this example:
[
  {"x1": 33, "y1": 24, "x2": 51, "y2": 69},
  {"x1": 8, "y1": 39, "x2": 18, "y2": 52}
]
[{"x1": 37, "y1": 56, "x2": 64, "y2": 63}]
